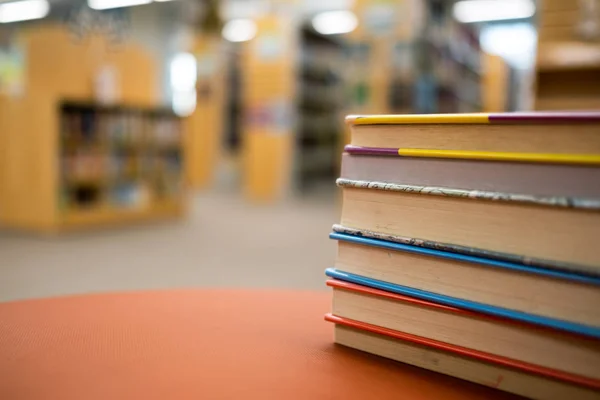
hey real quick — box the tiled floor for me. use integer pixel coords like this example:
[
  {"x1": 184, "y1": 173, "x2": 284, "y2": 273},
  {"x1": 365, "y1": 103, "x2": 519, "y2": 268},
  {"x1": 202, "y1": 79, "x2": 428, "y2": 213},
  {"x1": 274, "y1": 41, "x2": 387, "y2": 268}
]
[{"x1": 0, "y1": 191, "x2": 339, "y2": 302}]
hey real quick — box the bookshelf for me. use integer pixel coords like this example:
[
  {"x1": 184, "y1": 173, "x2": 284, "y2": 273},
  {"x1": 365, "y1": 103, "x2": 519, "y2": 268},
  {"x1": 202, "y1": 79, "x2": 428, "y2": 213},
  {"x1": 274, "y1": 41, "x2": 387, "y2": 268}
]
[
  {"x1": 346, "y1": 0, "x2": 483, "y2": 115},
  {"x1": 401, "y1": 1, "x2": 482, "y2": 114},
  {"x1": 296, "y1": 25, "x2": 345, "y2": 191},
  {"x1": 240, "y1": 14, "x2": 297, "y2": 202},
  {"x1": 185, "y1": 35, "x2": 227, "y2": 190},
  {"x1": 287, "y1": 0, "x2": 485, "y2": 196},
  {"x1": 58, "y1": 102, "x2": 184, "y2": 228},
  {"x1": 0, "y1": 24, "x2": 185, "y2": 233},
  {"x1": 535, "y1": 1, "x2": 600, "y2": 110}
]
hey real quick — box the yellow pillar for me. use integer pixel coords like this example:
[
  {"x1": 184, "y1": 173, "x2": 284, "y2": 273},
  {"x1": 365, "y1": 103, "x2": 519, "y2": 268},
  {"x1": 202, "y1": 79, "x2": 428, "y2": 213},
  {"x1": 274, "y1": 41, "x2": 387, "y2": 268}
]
[
  {"x1": 241, "y1": 14, "x2": 297, "y2": 202},
  {"x1": 482, "y1": 53, "x2": 509, "y2": 112},
  {"x1": 185, "y1": 36, "x2": 226, "y2": 189}
]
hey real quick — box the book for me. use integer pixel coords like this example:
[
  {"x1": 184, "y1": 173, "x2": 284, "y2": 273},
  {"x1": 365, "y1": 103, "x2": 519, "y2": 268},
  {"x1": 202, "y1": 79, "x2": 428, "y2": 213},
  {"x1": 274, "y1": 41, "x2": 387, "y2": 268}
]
[
  {"x1": 326, "y1": 112, "x2": 600, "y2": 399},
  {"x1": 330, "y1": 231, "x2": 600, "y2": 326},
  {"x1": 344, "y1": 145, "x2": 600, "y2": 165},
  {"x1": 340, "y1": 152, "x2": 600, "y2": 199},
  {"x1": 337, "y1": 178, "x2": 600, "y2": 270},
  {"x1": 327, "y1": 279, "x2": 600, "y2": 379},
  {"x1": 333, "y1": 224, "x2": 597, "y2": 276},
  {"x1": 325, "y1": 268, "x2": 600, "y2": 339},
  {"x1": 327, "y1": 315, "x2": 600, "y2": 400},
  {"x1": 345, "y1": 113, "x2": 600, "y2": 154}
]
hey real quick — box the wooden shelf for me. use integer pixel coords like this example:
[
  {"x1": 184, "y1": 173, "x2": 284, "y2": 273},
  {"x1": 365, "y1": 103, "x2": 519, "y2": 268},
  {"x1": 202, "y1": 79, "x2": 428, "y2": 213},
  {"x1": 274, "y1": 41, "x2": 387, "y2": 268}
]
[
  {"x1": 537, "y1": 42, "x2": 600, "y2": 72},
  {"x1": 0, "y1": 24, "x2": 187, "y2": 234},
  {"x1": 535, "y1": 97, "x2": 600, "y2": 111},
  {"x1": 535, "y1": 6, "x2": 600, "y2": 112},
  {"x1": 61, "y1": 200, "x2": 184, "y2": 230}
]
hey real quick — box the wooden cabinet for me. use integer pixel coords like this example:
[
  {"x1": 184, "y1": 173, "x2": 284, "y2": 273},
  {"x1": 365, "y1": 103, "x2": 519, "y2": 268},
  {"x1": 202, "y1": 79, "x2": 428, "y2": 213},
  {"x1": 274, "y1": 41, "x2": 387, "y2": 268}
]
[
  {"x1": 0, "y1": 24, "x2": 186, "y2": 233},
  {"x1": 535, "y1": 1, "x2": 600, "y2": 110}
]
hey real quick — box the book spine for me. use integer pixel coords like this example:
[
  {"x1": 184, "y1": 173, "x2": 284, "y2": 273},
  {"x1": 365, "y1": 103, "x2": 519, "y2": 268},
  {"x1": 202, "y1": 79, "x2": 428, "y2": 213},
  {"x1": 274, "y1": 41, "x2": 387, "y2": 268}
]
[
  {"x1": 346, "y1": 112, "x2": 600, "y2": 125},
  {"x1": 397, "y1": 149, "x2": 600, "y2": 165},
  {"x1": 331, "y1": 224, "x2": 600, "y2": 277},
  {"x1": 348, "y1": 114, "x2": 491, "y2": 125},
  {"x1": 326, "y1": 314, "x2": 600, "y2": 390},
  {"x1": 336, "y1": 178, "x2": 600, "y2": 210},
  {"x1": 325, "y1": 268, "x2": 600, "y2": 339},
  {"x1": 340, "y1": 152, "x2": 600, "y2": 200},
  {"x1": 330, "y1": 230, "x2": 600, "y2": 284},
  {"x1": 334, "y1": 325, "x2": 600, "y2": 399},
  {"x1": 345, "y1": 145, "x2": 600, "y2": 165}
]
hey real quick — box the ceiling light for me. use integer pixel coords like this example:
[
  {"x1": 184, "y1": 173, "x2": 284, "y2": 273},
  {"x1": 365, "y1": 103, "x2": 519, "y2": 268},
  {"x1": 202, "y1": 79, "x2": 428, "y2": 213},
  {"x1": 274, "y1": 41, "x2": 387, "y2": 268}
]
[
  {"x1": 0, "y1": 0, "x2": 49, "y2": 23},
  {"x1": 222, "y1": 0, "x2": 269, "y2": 20},
  {"x1": 453, "y1": 0, "x2": 535, "y2": 23},
  {"x1": 170, "y1": 52, "x2": 197, "y2": 92},
  {"x1": 481, "y1": 23, "x2": 537, "y2": 69},
  {"x1": 172, "y1": 90, "x2": 196, "y2": 117},
  {"x1": 312, "y1": 10, "x2": 358, "y2": 35},
  {"x1": 222, "y1": 19, "x2": 257, "y2": 43},
  {"x1": 88, "y1": 0, "x2": 151, "y2": 11},
  {"x1": 302, "y1": 0, "x2": 355, "y2": 14}
]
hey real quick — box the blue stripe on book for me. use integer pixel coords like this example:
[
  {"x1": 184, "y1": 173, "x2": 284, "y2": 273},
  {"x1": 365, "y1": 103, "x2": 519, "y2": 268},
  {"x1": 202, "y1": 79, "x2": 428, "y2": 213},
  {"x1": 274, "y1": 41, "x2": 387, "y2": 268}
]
[
  {"x1": 325, "y1": 268, "x2": 600, "y2": 339},
  {"x1": 330, "y1": 232, "x2": 600, "y2": 285}
]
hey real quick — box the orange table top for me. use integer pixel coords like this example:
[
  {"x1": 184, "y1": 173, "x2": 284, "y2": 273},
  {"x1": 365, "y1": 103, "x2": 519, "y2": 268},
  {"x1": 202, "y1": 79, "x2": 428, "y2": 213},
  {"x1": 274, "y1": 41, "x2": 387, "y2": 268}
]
[{"x1": 0, "y1": 289, "x2": 515, "y2": 399}]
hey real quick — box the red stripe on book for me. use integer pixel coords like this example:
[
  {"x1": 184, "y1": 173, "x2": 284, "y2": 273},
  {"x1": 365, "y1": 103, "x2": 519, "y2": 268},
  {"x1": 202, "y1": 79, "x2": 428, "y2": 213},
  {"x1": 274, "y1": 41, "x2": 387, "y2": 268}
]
[
  {"x1": 327, "y1": 279, "x2": 459, "y2": 312},
  {"x1": 326, "y1": 279, "x2": 592, "y2": 339},
  {"x1": 325, "y1": 313, "x2": 600, "y2": 390}
]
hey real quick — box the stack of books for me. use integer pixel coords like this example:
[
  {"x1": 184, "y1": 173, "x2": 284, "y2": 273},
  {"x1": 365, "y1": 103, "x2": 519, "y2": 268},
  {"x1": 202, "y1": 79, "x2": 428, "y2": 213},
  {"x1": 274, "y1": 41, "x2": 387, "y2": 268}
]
[{"x1": 325, "y1": 113, "x2": 600, "y2": 400}]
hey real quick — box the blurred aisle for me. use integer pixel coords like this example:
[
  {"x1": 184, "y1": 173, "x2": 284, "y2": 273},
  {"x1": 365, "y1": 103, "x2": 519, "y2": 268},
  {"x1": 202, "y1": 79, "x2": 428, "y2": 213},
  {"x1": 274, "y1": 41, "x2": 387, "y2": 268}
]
[{"x1": 0, "y1": 192, "x2": 338, "y2": 302}]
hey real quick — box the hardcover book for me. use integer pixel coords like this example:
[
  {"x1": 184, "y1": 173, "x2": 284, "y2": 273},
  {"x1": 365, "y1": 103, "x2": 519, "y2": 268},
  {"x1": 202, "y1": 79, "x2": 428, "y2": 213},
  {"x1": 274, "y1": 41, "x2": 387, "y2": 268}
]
[
  {"x1": 327, "y1": 314, "x2": 600, "y2": 400},
  {"x1": 325, "y1": 112, "x2": 600, "y2": 400},
  {"x1": 330, "y1": 230, "x2": 600, "y2": 326},
  {"x1": 332, "y1": 224, "x2": 598, "y2": 276},
  {"x1": 340, "y1": 152, "x2": 600, "y2": 199},
  {"x1": 327, "y1": 279, "x2": 600, "y2": 379},
  {"x1": 337, "y1": 178, "x2": 600, "y2": 270},
  {"x1": 345, "y1": 113, "x2": 600, "y2": 154},
  {"x1": 325, "y1": 268, "x2": 600, "y2": 339}
]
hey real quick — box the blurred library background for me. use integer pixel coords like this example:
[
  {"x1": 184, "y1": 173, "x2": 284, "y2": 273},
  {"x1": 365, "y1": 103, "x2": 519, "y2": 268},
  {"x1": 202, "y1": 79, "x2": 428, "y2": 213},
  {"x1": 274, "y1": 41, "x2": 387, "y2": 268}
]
[{"x1": 0, "y1": 0, "x2": 599, "y2": 301}]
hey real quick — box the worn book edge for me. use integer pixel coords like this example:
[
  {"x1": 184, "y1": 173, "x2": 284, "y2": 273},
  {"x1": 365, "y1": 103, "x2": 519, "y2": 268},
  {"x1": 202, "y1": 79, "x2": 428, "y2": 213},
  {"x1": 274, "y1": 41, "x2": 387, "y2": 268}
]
[
  {"x1": 331, "y1": 224, "x2": 600, "y2": 277},
  {"x1": 336, "y1": 178, "x2": 600, "y2": 210}
]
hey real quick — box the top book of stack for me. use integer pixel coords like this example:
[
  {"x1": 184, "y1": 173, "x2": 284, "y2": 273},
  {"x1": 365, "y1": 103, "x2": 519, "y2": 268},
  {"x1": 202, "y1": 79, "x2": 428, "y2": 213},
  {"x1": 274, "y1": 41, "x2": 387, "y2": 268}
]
[
  {"x1": 345, "y1": 113, "x2": 600, "y2": 159},
  {"x1": 340, "y1": 112, "x2": 600, "y2": 275}
]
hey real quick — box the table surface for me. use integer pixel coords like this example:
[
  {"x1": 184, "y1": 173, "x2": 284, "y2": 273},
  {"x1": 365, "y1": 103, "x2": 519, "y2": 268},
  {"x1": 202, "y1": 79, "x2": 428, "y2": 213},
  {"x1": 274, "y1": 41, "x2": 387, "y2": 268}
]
[{"x1": 0, "y1": 289, "x2": 517, "y2": 399}]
